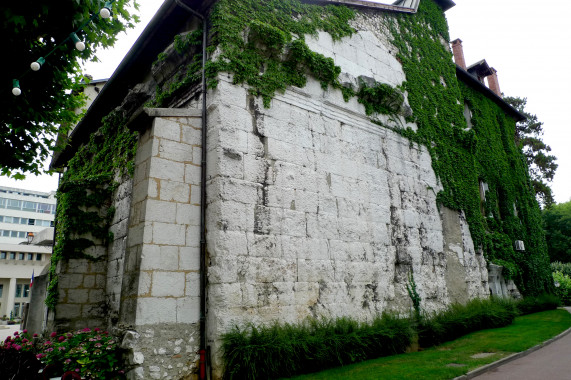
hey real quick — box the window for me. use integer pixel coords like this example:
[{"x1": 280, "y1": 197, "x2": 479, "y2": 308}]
[
  {"x1": 36, "y1": 254, "x2": 42, "y2": 261},
  {"x1": 9, "y1": 252, "x2": 15, "y2": 260},
  {"x1": 20, "y1": 218, "x2": 27, "y2": 224},
  {"x1": 0, "y1": 252, "x2": 6, "y2": 259},
  {"x1": 27, "y1": 253, "x2": 33, "y2": 260},
  {"x1": 23, "y1": 201, "x2": 37, "y2": 212},
  {"x1": 7, "y1": 199, "x2": 21, "y2": 210},
  {"x1": 463, "y1": 102, "x2": 473, "y2": 130},
  {"x1": 18, "y1": 231, "x2": 25, "y2": 238},
  {"x1": 23, "y1": 285, "x2": 30, "y2": 298},
  {"x1": 15, "y1": 284, "x2": 22, "y2": 297},
  {"x1": 0, "y1": 198, "x2": 5, "y2": 208},
  {"x1": 18, "y1": 253, "x2": 24, "y2": 260},
  {"x1": 50, "y1": 220, "x2": 55, "y2": 227},
  {"x1": 11, "y1": 231, "x2": 18, "y2": 238},
  {"x1": 0, "y1": 284, "x2": 3, "y2": 297},
  {"x1": 3, "y1": 216, "x2": 12, "y2": 223},
  {"x1": 28, "y1": 218, "x2": 35, "y2": 226},
  {"x1": 0, "y1": 215, "x2": 3, "y2": 222},
  {"x1": 2, "y1": 230, "x2": 9, "y2": 237},
  {"x1": 14, "y1": 303, "x2": 20, "y2": 317}
]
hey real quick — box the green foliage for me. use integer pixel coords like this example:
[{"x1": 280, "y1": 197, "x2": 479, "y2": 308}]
[
  {"x1": 221, "y1": 314, "x2": 413, "y2": 380},
  {"x1": 357, "y1": 81, "x2": 404, "y2": 116},
  {"x1": 46, "y1": 110, "x2": 138, "y2": 309},
  {"x1": 387, "y1": 0, "x2": 552, "y2": 296},
  {"x1": 290, "y1": 310, "x2": 571, "y2": 380},
  {"x1": 504, "y1": 96, "x2": 557, "y2": 207},
  {"x1": 39, "y1": 328, "x2": 124, "y2": 379},
  {"x1": 515, "y1": 293, "x2": 560, "y2": 315},
  {"x1": 2, "y1": 328, "x2": 125, "y2": 379},
  {"x1": 553, "y1": 271, "x2": 571, "y2": 306},
  {"x1": 1, "y1": 0, "x2": 140, "y2": 178},
  {"x1": 406, "y1": 271, "x2": 422, "y2": 321},
  {"x1": 543, "y1": 201, "x2": 571, "y2": 262},
  {"x1": 148, "y1": 28, "x2": 204, "y2": 107},
  {"x1": 417, "y1": 297, "x2": 518, "y2": 348},
  {"x1": 206, "y1": 0, "x2": 400, "y2": 112},
  {"x1": 551, "y1": 261, "x2": 571, "y2": 277}
]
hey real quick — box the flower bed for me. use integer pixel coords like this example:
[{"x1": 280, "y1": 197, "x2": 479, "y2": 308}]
[{"x1": 1, "y1": 328, "x2": 126, "y2": 380}]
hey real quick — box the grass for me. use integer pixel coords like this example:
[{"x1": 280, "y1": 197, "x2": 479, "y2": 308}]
[{"x1": 287, "y1": 309, "x2": 571, "y2": 380}]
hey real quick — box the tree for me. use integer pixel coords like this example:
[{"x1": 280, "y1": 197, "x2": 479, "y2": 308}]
[
  {"x1": 1, "y1": 0, "x2": 139, "y2": 179},
  {"x1": 504, "y1": 96, "x2": 558, "y2": 207},
  {"x1": 543, "y1": 200, "x2": 571, "y2": 263}
]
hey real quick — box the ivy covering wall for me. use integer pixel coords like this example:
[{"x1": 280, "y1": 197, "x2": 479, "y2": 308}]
[
  {"x1": 387, "y1": 0, "x2": 552, "y2": 295},
  {"x1": 46, "y1": 110, "x2": 138, "y2": 309}
]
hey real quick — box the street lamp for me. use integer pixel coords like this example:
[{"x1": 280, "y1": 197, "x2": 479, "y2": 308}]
[{"x1": 26, "y1": 232, "x2": 34, "y2": 245}]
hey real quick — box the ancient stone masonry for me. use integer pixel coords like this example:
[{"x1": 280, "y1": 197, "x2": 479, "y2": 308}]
[
  {"x1": 204, "y1": 27, "x2": 488, "y2": 374},
  {"x1": 47, "y1": 0, "x2": 548, "y2": 379}
]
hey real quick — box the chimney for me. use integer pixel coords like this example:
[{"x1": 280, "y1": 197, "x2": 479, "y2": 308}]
[
  {"x1": 451, "y1": 39, "x2": 466, "y2": 70},
  {"x1": 487, "y1": 68, "x2": 501, "y2": 97}
]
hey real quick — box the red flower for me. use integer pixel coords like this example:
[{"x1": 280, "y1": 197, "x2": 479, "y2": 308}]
[{"x1": 50, "y1": 332, "x2": 57, "y2": 338}]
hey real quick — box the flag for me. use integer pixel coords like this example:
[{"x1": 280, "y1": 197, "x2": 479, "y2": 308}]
[{"x1": 30, "y1": 270, "x2": 34, "y2": 289}]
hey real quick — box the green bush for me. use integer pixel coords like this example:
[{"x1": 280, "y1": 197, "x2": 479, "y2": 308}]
[
  {"x1": 551, "y1": 262, "x2": 571, "y2": 277},
  {"x1": 418, "y1": 298, "x2": 518, "y2": 348},
  {"x1": 221, "y1": 314, "x2": 413, "y2": 380},
  {"x1": 553, "y1": 271, "x2": 571, "y2": 306},
  {"x1": 516, "y1": 293, "x2": 560, "y2": 315}
]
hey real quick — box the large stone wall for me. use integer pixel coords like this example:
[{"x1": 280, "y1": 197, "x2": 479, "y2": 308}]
[{"x1": 205, "y1": 24, "x2": 489, "y2": 375}]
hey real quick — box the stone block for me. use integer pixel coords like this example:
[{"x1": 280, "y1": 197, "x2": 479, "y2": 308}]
[
  {"x1": 143, "y1": 199, "x2": 176, "y2": 223},
  {"x1": 159, "y1": 179, "x2": 190, "y2": 203},
  {"x1": 186, "y1": 272, "x2": 200, "y2": 297},
  {"x1": 179, "y1": 246, "x2": 200, "y2": 271},
  {"x1": 176, "y1": 203, "x2": 200, "y2": 226},
  {"x1": 182, "y1": 124, "x2": 201, "y2": 146},
  {"x1": 136, "y1": 297, "x2": 177, "y2": 325},
  {"x1": 140, "y1": 244, "x2": 178, "y2": 271},
  {"x1": 153, "y1": 118, "x2": 181, "y2": 142},
  {"x1": 148, "y1": 157, "x2": 185, "y2": 181},
  {"x1": 184, "y1": 164, "x2": 201, "y2": 185},
  {"x1": 152, "y1": 271, "x2": 185, "y2": 297},
  {"x1": 177, "y1": 296, "x2": 200, "y2": 324},
  {"x1": 152, "y1": 223, "x2": 185, "y2": 246},
  {"x1": 158, "y1": 139, "x2": 193, "y2": 163}
]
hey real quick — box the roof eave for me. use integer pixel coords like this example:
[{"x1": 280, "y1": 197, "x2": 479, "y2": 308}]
[{"x1": 456, "y1": 65, "x2": 526, "y2": 122}]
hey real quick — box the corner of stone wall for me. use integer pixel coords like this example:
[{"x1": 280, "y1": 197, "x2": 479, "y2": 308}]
[{"x1": 119, "y1": 111, "x2": 203, "y2": 380}]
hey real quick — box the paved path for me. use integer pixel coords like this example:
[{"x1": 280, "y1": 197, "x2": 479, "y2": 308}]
[
  {"x1": 472, "y1": 309, "x2": 571, "y2": 380},
  {"x1": 0, "y1": 324, "x2": 21, "y2": 342}
]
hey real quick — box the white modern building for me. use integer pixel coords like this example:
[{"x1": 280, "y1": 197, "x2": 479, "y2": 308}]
[{"x1": 0, "y1": 186, "x2": 56, "y2": 318}]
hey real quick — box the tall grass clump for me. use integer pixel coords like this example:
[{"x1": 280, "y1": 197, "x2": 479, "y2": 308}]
[
  {"x1": 516, "y1": 293, "x2": 560, "y2": 315},
  {"x1": 221, "y1": 313, "x2": 413, "y2": 380},
  {"x1": 418, "y1": 297, "x2": 518, "y2": 348}
]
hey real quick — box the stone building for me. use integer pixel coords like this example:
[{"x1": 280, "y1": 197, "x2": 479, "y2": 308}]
[{"x1": 48, "y1": 0, "x2": 548, "y2": 379}]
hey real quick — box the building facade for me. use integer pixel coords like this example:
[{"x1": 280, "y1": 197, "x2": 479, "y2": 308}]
[
  {"x1": 47, "y1": 0, "x2": 551, "y2": 379},
  {"x1": 0, "y1": 186, "x2": 55, "y2": 318}
]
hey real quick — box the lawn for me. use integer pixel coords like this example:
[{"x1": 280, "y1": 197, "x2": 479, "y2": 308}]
[{"x1": 287, "y1": 309, "x2": 571, "y2": 380}]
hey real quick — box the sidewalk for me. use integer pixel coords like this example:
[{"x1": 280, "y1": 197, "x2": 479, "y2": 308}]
[
  {"x1": 466, "y1": 307, "x2": 571, "y2": 380},
  {"x1": 0, "y1": 324, "x2": 22, "y2": 342}
]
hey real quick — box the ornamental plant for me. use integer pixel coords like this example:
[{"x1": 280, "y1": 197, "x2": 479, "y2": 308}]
[{"x1": 39, "y1": 328, "x2": 125, "y2": 380}]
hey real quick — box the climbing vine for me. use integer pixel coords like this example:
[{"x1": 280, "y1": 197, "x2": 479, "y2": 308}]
[
  {"x1": 46, "y1": 110, "x2": 138, "y2": 309},
  {"x1": 386, "y1": 0, "x2": 552, "y2": 295}
]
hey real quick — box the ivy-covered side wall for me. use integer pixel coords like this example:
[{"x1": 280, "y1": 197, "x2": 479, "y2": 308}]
[
  {"x1": 47, "y1": 110, "x2": 138, "y2": 326},
  {"x1": 388, "y1": 0, "x2": 552, "y2": 295}
]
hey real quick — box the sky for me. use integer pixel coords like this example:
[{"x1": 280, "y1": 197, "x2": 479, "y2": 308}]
[{"x1": 1, "y1": 0, "x2": 569, "y2": 204}]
